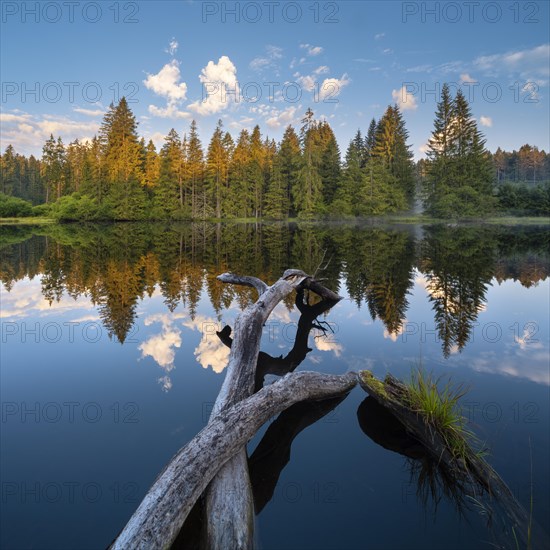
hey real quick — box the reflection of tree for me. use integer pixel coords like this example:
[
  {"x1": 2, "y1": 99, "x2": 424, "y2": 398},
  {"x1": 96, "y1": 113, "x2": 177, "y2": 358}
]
[
  {"x1": 0, "y1": 224, "x2": 548, "y2": 347},
  {"x1": 420, "y1": 226, "x2": 496, "y2": 356},
  {"x1": 249, "y1": 395, "x2": 346, "y2": 514},
  {"x1": 357, "y1": 396, "x2": 469, "y2": 513},
  {"x1": 216, "y1": 288, "x2": 344, "y2": 514},
  {"x1": 341, "y1": 227, "x2": 416, "y2": 336}
]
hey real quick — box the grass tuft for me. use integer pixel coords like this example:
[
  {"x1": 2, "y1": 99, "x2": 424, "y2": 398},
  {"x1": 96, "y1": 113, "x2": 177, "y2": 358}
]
[{"x1": 404, "y1": 367, "x2": 485, "y2": 462}]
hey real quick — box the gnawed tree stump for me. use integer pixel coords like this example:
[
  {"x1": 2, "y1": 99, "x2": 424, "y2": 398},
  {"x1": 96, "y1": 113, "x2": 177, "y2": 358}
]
[{"x1": 110, "y1": 371, "x2": 356, "y2": 550}]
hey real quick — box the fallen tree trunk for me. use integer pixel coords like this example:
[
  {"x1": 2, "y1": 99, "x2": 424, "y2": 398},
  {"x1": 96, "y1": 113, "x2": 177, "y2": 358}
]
[
  {"x1": 110, "y1": 371, "x2": 357, "y2": 550},
  {"x1": 205, "y1": 270, "x2": 342, "y2": 549}
]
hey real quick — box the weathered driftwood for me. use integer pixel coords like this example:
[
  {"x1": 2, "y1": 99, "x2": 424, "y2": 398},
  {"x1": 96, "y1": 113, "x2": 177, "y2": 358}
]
[
  {"x1": 358, "y1": 371, "x2": 550, "y2": 550},
  {"x1": 110, "y1": 371, "x2": 357, "y2": 550},
  {"x1": 205, "y1": 270, "x2": 342, "y2": 549}
]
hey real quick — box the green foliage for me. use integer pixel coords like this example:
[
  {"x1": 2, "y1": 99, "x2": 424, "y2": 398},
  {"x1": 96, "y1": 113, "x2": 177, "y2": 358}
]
[
  {"x1": 405, "y1": 367, "x2": 478, "y2": 461},
  {"x1": 424, "y1": 86, "x2": 496, "y2": 218},
  {"x1": 5, "y1": 98, "x2": 545, "y2": 221},
  {"x1": 497, "y1": 182, "x2": 550, "y2": 216},
  {"x1": 0, "y1": 193, "x2": 34, "y2": 217},
  {"x1": 49, "y1": 193, "x2": 113, "y2": 222}
]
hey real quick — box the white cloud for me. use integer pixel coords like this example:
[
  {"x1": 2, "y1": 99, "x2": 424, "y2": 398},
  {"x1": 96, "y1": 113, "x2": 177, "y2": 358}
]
[
  {"x1": 139, "y1": 313, "x2": 185, "y2": 373},
  {"x1": 383, "y1": 321, "x2": 407, "y2": 342},
  {"x1": 265, "y1": 106, "x2": 299, "y2": 128},
  {"x1": 300, "y1": 43, "x2": 323, "y2": 56},
  {"x1": 250, "y1": 45, "x2": 282, "y2": 72},
  {"x1": 313, "y1": 65, "x2": 330, "y2": 75},
  {"x1": 148, "y1": 104, "x2": 190, "y2": 119},
  {"x1": 473, "y1": 44, "x2": 549, "y2": 81},
  {"x1": 144, "y1": 59, "x2": 189, "y2": 119},
  {"x1": 314, "y1": 336, "x2": 343, "y2": 357},
  {"x1": 480, "y1": 116, "x2": 492, "y2": 127},
  {"x1": 374, "y1": 32, "x2": 386, "y2": 40},
  {"x1": 0, "y1": 111, "x2": 100, "y2": 155},
  {"x1": 392, "y1": 85, "x2": 418, "y2": 111},
  {"x1": 460, "y1": 73, "x2": 477, "y2": 83},
  {"x1": 73, "y1": 106, "x2": 105, "y2": 116},
  {"x1": 318, "y1": 75, "x2": 350, "y2": 101},
  {"x1": 183, "y1": 315, "x2": 230, "y2": 373},
  {"x1": 166, "y1": 38, "x2": 178, "y2": 56},
  {"x1": 139, "y1": 328, "x2": 181, "y2": 371},
  {"x1": 296, "y1": 74, "x2": 316, "y2": 92},
  {"x1": 188, "y1": 55, "x2": 239, "y2": 116},
  {"x1": 144, "y1": 60, "x2": 188, "y2": 101}
]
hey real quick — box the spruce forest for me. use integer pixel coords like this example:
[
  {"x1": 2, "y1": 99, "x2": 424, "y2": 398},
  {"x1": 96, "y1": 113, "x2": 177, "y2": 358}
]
[{"x1": 1, "y1": 84, "x2": 549, "y2": 220}]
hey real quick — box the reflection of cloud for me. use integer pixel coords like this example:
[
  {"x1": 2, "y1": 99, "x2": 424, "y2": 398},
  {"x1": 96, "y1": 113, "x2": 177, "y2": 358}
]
[
  {"x1": 158, "y1": 375, "x2": 173, "y2": 392},
  {"x1": 459, "y1": 348, "x2": 549, "y2": 386},
  {"x1": 0, "y1": 278, "x2": 95, "y2": 319},
  {"x1": 314, "y1": 336, "x2": 343, "y2": 357},
  {"x1": 194, "y1": 335, "x2": 230, "y2": 373},
  {"x1": 139, "y1": 313, "x2": 185, "y2": 391},
  {"x1": 514, "y1": 328, "x2": 543, "y2": 351},
  {"x1": 449, "y1": 344, "x2": 460, "y2": 355},
  {"x1": 383, "y1": 320, "x2": 407, "y2": 342},
  {"x1": 139, "y1": 328, "x2": 181, "y2": 370},
  {"x1": 183, "y1": 315, "x2": 230, "y2": 373}
]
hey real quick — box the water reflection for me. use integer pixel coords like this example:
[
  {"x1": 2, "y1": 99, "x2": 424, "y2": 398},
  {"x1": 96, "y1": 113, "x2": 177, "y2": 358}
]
[{"x1": 1, "y1": 223, "x2": 548, "y2": 360}]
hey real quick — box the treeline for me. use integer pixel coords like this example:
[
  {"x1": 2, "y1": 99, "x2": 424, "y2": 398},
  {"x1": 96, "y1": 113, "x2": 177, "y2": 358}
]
[
  {"x1": 1, "y1": 223, "x2": 548, "y2": 356},
  {"x1": 0, "y1": 101, "x2": 414, "y2": 220},
  {"x1": 1, "y1": 90, "x2": 549, "y2": 219}
]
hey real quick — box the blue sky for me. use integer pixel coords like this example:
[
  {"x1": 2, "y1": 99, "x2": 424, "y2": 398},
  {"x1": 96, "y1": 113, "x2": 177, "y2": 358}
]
[{"x1": 1, "y1": 0, "x2": 549, "y2": 159}]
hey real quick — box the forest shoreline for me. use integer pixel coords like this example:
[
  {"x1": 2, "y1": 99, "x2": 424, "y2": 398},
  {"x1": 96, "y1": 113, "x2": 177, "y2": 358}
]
[{"x1": 1, "y1": 215, "x2": 549, "y2": 226}]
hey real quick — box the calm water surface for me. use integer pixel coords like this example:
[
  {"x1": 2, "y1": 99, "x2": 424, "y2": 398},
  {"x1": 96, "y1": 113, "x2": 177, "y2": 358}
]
[{"x1": 1, "y1": 222, "x2": 549, "y2": 549}]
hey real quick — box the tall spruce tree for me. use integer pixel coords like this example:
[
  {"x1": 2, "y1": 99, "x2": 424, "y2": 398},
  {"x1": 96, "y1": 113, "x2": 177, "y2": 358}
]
[
  {"x1": 99, "y1": 98, "x2": 146, "y2": 219},
  {"x1": 425, "y1": 85, "x2": 495, "y2": 217}
]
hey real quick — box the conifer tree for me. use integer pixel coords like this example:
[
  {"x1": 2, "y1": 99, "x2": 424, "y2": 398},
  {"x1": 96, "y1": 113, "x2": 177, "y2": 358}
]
[
  {"x1": 279, "y1": 125, "x2": 302, "y2": 217},
  {"x1": 205, "y1": 120, "x2": 229, "y2": 219},
  {"x1": 424, "y1": 85, "x2": 495, "y2": 217},
  {"x1": 186, "y1": 120, "x2": 204, "y2": 218}
]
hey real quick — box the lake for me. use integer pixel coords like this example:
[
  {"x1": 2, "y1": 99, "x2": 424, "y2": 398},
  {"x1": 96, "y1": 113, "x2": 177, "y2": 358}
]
[{"x1": 1, "y1": 222, "x2": 549, "y2": 549}]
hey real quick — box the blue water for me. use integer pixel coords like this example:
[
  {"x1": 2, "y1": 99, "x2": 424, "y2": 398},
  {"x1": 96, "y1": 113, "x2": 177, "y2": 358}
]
[{"x1": 1, "y1": 223, "x2": 548, "y2": 549}]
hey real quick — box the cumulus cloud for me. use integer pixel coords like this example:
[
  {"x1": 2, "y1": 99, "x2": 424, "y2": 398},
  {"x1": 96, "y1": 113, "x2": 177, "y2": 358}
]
[
  {"x1": 144, "y1": 59, "x2": 189, "y2": 119},
  {"x1": 295, "y1": 70, "x2": 350, "y2": 101},
  {"x1": 318, "y1": 75, "x2": 350, "y2": 101},
  {"x1": 392, "y1": 85, "x2": 418, "y2": 111},
  {"x1": 188, "y1": 55, "x2": 239, "y2": 116},
  {"x1": 480, "y1": 116, "x2": 492, "y2": 127},
  {"x1": 144, "y1": 60, "x2": 188, "y2": 101},
  {"x1": 374, "y1": 32, "x2": 386, "y2": 40},
  {"x1": 265, "y1": 106, "x2": 299, "y2": 129}
]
